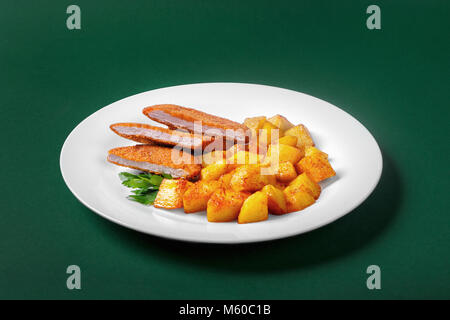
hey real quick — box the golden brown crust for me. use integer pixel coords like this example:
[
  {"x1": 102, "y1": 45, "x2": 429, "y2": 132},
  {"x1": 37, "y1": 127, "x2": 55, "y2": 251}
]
[
  {"x1": 154, "y1": 179, "x2": 192, "y2": 209},
  {"x1": 107, "y1": 145, "x2": 201, "y2": 180},
  {"x1": 142, "y1": 104, "x2": 249, "y2": 142},
  {"x1": 110, "y1": 123, "x2": 213, "y2": 150}
]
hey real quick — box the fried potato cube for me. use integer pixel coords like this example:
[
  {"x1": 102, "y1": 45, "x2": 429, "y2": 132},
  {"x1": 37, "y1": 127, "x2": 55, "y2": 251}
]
[
  {"x1": 261, "y1": 185, "x2": 287, "y2": 215},
  {"x1": 202, "y1": 150, "x2": 226, "y2": 167},
  {"x1": 267, "y1": 114, "x2": 294, "y2": 132},
  {"x1": 249, "y1": 137, "x2": 267, "y2": 155},
  {"x1": 228, "y1": 150, "x2": 263, "y2": 166},
  {"x1": 285, "y1": 124, "x2": 314, "y2": 148},
  {"x1": 225, "y1": 143, "x2": 240, "y2": 157},
  {"x1": 230, "y1": 165, "x2": 274, "y2": 192},
  {"x1": 259, "y1": 121, "x2": 282, "y2": 147},
  {"x1": 305, "y1": 146, "x2": 328, "y2": 159},
  {"x1": 238, "y1": 191, "x2": 269, "y2": 224},
  {"x1": 207, "y1": 188, "x2": 250, "y2": 222},
  {"x1": 275, "y1": 161, "x2": 297, "y2": 182},
  {"x1": 266, "y1": 144, "x2": 305, "y2": 165},
  {"x1": 283, "y1": 187, "x2": 315, "y2": 213},
  {"x1": 287, "y1": 173, "x2": 321, "y2": 199},
  {"x1": 201, "y1": 160, "x2": 228, "y2": 181},
  {"x1": 218, "y1": 171, "x2": 234, "y2": 189},
  {"x1": 227, "y1": 143, "x2": 247, "y2": 157},
  {"x1": 182, "y1": 180, "x2": 222, "y2": 213},
  {"x1": 154, "y1": 179, "x2": 192, "y2": 209},
  {"x1": 231, "y1": 136, "x2": 267, "y2": 157},
  {"x1": 273, "y1": 180, "x2": 288, "y2": 190},
  {"x1": 278, "y1": 135, "x2": 298, "y2": 147},
  {"x1": 296, "y1": 155, "x2": 336, "y2": 182},
  {"x1": 244, "y1": 116, "x2": 267, "y2": 131}
]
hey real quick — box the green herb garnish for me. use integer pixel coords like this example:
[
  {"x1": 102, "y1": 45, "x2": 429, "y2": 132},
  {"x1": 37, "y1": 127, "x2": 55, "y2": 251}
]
[
  {"x1": 119, "y1": 172, "x2": 172, "y2": 205},
  {"x1": 128, "y1": 192, "x2": 158, "y2": 205}
]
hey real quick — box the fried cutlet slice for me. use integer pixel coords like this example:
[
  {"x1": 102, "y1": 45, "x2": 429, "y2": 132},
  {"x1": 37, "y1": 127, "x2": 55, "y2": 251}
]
[
  {"x1": 142, "y1": 104, "x2": 249, "y2": 143},
  {"x1": 110, "y1": 123, "x2": 213, "y2": 150},
  {"x1": 107, "y1": 145, "x2": 201, "y2": 180}
]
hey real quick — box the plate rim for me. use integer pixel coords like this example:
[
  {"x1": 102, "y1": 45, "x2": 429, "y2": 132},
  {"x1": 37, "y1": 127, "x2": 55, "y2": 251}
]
[{"x1": 60, "y1": 82, "x2": 383, "y2": 244}]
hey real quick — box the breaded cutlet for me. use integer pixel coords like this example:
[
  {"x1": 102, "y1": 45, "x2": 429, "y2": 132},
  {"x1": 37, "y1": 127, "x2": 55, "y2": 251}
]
[
  {"x1": 110, "y1": 123, "x2": 213, "y2": 150},
  {"x1": 142, "y1": 104, "x2": 249, "y2": 143},
  {"x1": 107, "y1": 145, "x2": 201, "y2": 180}
]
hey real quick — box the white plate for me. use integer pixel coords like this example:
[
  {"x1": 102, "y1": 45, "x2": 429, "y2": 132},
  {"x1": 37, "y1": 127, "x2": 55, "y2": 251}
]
[{"x1": 60, "y1": 83, "x2": 382, "y2": 244}]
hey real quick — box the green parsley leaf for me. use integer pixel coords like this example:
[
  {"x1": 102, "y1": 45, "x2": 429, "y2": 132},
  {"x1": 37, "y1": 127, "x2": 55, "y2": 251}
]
[
  {"x1": 149, "y1": 174, "x2": 164, "y2": 186},
  {"x1": 118, "y1": 172, "x2": 139, "y2": 181},
  {"x1": 119, "y1": 171, "x2": 168, "y2": 206},
  {"x1": 130, "y1": 186, "x2": 159, "y2": 195},
  {"x1": 128, "y1": 191, "x2": 158, "y2": 205},
  {"x1": 121, "y1": 178, "x2": 151, "y2": 189}
]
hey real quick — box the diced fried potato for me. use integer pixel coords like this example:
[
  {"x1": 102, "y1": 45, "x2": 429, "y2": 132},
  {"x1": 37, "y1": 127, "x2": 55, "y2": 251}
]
[
  {"x1": 207, "y1": 188, "x2": 250, "y2": 222},
  {"x1": 261, "y1": 185, "x2": 287, "y2": 215},
  {"x1": 283, "y1": 188, "x2": 315, "y2": 213},
  {"x1": 230, "y1": 165, "x2": 274, "y2": 192},
  {"x1": 226, "y1": 143, "x2": 240, "y2": 156},
  {"x1": 154, "y1": 179, "x2": 191, "y2": 209},
  {"x1": 278, "y1": 135, "x2": 298, "y2": 147},
  {"x1": 244, "y1": 116, "x2": 267, "y2": 131},
  {"x1": 275, "y1": 161, "x2": 297, "y2": 183},
  {"x1": 218, "y1": 171, "x2": 234, "y2": 189},
  {"x1": 245, "y1": 150, "x2": 265, "y2": 164},
  {"x1": 230, "y1": 136, "x2": 264, "y2": 156},
  {"x1": 305, "y1": 146, "x2": 328, "y2": 159},
  {"x1": 273, "y1": 180, "x2": 288, "y2": 190},
  {"x1": 285, "y1": 124, "x2": 314, "y2": 148},
  {"x1": 227, "y1": 150, "x2": 264, "y2": 167},
  {"x1": 201, "y1": 160, "x2": 228, "y2": 181},
  {"x1": 267, "y1": 114, "x2": 294, "y2": 132},
  {"x1": 238, "y1": 191, "x2": 268, "y2": 224},
  {"x1": 265, "y1": 170, "x2": 278, "y2": 186},
  {"x1": 182, "y1": 180, "x2": 221, "y2": 213},
  {"x1": 266, "y1": 144, "x2": 305, "y2": 165},
  {"x1": 222, "y1": 146, "x2": 240, "y2": 170},
  {"x1": 202, "y1": 150, "x2": 226, "y2": 167},
  {"x1": 259, "y1": 121, "x2": 282, "y2": 147},
  {"x1": 287, "y1": 173, "x2": 321, "y2": 199},
  {"x1": 226, "y1": 144, "x2": 241, "y2": 159},
  {"x1": 296, "y1": 155, "x2": 336, "y2": 182}
]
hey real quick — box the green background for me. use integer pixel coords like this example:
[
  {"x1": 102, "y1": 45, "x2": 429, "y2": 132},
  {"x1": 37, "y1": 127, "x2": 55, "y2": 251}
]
[{"x1": 0, "y1": 0, "x2": 448, "y2": 299}]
